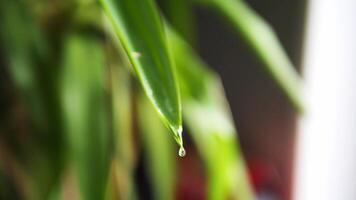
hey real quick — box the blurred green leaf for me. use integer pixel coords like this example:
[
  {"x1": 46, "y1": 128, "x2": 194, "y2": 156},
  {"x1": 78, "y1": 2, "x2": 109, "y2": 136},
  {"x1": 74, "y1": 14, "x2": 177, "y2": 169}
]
[
  {"x1": 110, "y1": 55, "x2": 137, "y2": 200},
  {"x1": 195, "y1": 0, "x2": 303, "y2": 112},
  {"x1": 100, "y1": 0, "x2": 183, "y2": 147},
  {"x1": 61, "y1": 33, "x2": 109, "y2": 200},
  {"x1": 0, "y1": 0, "x2": 50, "y2": 131},
  {"x1": 0, "y1": 1, "x2": 64, "y2": 199},
  {"x1": 138, "y1": 92, "x2": 176, "y2": 200},
  {"x1": 161, "y1": 0, "x2": 197, "y2": 44},
  {"x1": 168, "y1": 29, "x2": 254, "y2": 200}
]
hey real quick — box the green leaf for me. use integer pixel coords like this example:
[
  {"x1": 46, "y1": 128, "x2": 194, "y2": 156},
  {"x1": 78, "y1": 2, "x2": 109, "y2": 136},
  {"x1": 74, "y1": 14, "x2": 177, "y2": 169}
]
[
  {"x1": 61, "y1": 33, "x2": 109, "y2": 200},
  {"x1": 100, "y1": 0, "x2": 183, "y2": 147},
  {"x1": 161, "y1": 0, "x2": 197, "y2": 44},
  {"x1": 110, "y1": 54, "x2": 137, "y2": 200},
  {"x1": 195, "y1": 0, "x2": 303, "y2": 112},
  {"x1": 168, "y1": 29, "x2": 254, "y2": 200}
]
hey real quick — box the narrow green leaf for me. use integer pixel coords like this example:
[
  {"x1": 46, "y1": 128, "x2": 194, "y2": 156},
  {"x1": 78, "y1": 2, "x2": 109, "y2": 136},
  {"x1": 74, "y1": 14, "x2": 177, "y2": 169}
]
[
  {"x1": 195, "y1": 0, "x2": 303, "y2": 112},
  {"x1": 168, "y1": 29, "x2": 254, "y2": 200},
  {"x1": 61, "y1": 33, "x2": 109, "y2": 200},
  {"x1": 161, "y1": 0, "x2": 197, "y2": 44},
  {"x1": 100, "y1": 0, "x2": 183, "y2": 147},
  {"x1": 110, "y1": 56, "x2": 137, "y2": 200},
  {"x1": 138, "y1": 92, "x2": 176, "y2": 200}
]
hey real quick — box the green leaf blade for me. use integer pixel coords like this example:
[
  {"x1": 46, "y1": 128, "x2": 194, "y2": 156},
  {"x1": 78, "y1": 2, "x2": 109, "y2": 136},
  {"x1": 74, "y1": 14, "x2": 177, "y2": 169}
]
[
  {"x1": 61, "y1": 33, "x2": 109, "y2": 200},
  {"x1": 168, "y1": 28, "x2": 255, "y2": 200},
  {"x1": 100, "y1": 0, "x2": 183, "y2": 145},
  {"x1": 196, "y1": 0, "x2": 303, "y2": 112}
]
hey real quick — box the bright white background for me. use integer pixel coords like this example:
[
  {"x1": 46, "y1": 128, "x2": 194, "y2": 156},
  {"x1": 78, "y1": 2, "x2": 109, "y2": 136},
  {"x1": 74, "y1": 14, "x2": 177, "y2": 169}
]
[{"x1": 293, "y1": 0, "x2": 356, "y2": 199}]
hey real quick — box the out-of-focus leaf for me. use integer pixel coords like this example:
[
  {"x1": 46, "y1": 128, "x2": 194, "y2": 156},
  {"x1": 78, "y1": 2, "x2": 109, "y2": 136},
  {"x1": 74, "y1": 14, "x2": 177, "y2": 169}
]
[
  {"x1": 0, "y1": 1, "x2": 64, "y2": 199},
  {"x1": 61, "y1": 33, "x2": 109, "y2": 200},
  {"x1": 0, "y1": 0, "x2": 49, "y2": 130},
  {"x1": 109, "y1": 54, "x2": 137, "y2": 200},
  {"x1": 168, "y1": 29, "x2": 254, "y2": 200},
  {"x1": 138, "y1": 91, "x2": 177, "y2": 200},
  {"x1": 161, "y1": 0, "x2": 196, "y2": 44},
  {"x1": 100, "y1": 0, "x2": 183, "y2": 147},
  {"x1": 195, "y1": 0, "x2": 303, "y2": 112}
]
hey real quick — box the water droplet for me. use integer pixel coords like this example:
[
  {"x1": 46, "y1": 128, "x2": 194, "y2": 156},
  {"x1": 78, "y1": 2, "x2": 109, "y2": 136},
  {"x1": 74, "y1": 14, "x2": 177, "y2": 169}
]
[{"x1": 178, "y1": 147, "x2": 186, "y2": 157}]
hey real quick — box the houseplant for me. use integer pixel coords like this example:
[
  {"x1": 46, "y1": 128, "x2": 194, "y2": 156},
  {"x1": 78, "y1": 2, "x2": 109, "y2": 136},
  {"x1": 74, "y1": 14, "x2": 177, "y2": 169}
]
[{"x1": 0, "y1": 0, "x2": 302, "y2": 199}]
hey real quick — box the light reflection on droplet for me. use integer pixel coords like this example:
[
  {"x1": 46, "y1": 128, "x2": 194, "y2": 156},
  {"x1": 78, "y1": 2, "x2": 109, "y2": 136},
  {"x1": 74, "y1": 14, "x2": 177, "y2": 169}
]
[{"x1": 178, "y1": 146, "x2": 186, "y2": 157}]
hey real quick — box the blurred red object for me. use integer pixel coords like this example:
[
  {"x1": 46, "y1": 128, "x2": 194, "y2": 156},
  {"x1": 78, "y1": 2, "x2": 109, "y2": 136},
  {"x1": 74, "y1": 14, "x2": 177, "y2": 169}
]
[{"x1": 247, "y1": 157, "x2": 282, "y2": 199}]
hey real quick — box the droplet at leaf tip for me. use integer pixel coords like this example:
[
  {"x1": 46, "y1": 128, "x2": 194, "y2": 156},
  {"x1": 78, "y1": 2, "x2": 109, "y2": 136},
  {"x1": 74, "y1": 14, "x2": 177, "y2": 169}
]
[
  {"x1": 171, "y1": 125, "x2": 186, "y2": 157},
  {"x1": 177, "y1": 127, "x2": 186, "y2": 157},
  {"x1": 178, "y1": 147, "x2": 186, "y2": 157}
]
